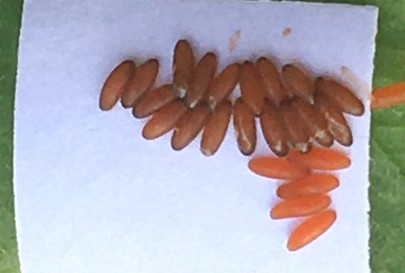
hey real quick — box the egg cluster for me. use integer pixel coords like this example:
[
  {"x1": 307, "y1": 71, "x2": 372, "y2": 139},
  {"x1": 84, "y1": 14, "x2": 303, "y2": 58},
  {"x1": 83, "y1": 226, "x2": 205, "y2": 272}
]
[
  {"x1": 99, "y1": 39, "x2": 365, "y2": 252},
  {"x1": 99, "y1": 39, "x2": 364, "y2": 157},
  {"x1": 248, "y1": 147, "x2": 351, "y2": 251}
]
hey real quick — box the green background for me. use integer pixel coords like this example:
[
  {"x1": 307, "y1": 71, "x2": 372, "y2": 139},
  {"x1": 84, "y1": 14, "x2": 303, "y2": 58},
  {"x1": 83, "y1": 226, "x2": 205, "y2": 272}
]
[{"x1": 0, "y1": 0, "x2": 404, "y2": 272}]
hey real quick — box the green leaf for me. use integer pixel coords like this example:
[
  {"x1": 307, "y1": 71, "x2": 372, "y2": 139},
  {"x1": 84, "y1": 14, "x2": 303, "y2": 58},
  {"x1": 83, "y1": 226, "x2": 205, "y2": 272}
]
[{"x1": 0, "y1": 0, "x2": 23, "y2": 272}]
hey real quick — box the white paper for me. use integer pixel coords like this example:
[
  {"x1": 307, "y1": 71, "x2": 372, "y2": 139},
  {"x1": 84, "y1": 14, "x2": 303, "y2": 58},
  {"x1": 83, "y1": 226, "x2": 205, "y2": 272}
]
[{"x1": 14, "y1": 1, "x2": 378, "y2": 273}]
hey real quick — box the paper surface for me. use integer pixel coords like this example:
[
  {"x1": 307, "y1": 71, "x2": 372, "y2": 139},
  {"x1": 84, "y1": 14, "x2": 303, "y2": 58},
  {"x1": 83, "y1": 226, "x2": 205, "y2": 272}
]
[{"x1": 14, "y1": 1, "x2": 378, "y2": 272}]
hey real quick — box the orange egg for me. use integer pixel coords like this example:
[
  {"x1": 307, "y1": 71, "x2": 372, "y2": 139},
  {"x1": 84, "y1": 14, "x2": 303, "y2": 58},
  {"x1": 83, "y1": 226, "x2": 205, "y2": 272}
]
[
  {"x1": 276, "y1": 174, "x2": 339, "y2": 199},
  {"x1": 248, "y1": 157, "x2": 310, "y2": 180},
  {"x1": 288, "y1": 147, "x2": 351, "y2": 171},
  {"x1": 270, "y1": 194, "x2": 331, "y2": 219},
  {"x1": 287, "y1": 210, "x2": 337, "y2": 251},
  {"x1": 371, "y1": 82, "x2": 405, "y2": 109}
]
